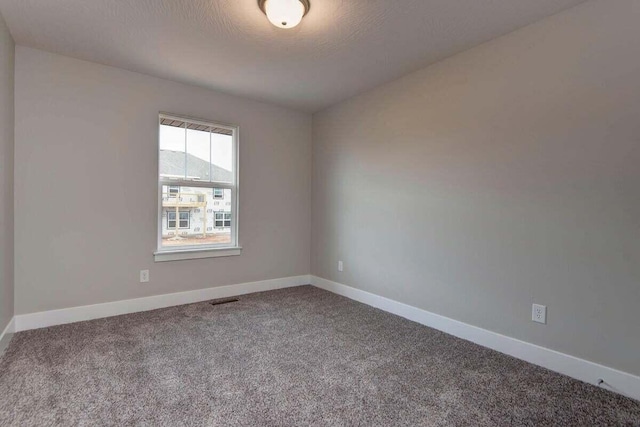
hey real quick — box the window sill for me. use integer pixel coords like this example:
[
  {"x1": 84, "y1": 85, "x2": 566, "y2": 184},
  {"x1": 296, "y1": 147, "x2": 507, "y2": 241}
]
[{"x1": 154, "y1": 246, "x2": 242, "y2": 262}]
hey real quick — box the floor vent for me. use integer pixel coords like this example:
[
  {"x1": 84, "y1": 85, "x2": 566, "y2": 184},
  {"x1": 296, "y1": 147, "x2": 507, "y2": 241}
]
[{"x1": 209, "y1": 298, "x2": 239, "y2": 306}]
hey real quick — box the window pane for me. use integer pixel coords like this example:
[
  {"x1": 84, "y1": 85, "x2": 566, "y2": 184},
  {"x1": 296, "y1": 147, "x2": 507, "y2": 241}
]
[
  {"x1": 159, "y1": 124, "x2": 186, "y2": 180},
  {"x1": 158, "y1": 115, "x2": 237, "y2": 254},
  {"x1": 161, "y1": 187, "x2": 232, "y2": 248},
  {"x1": 186, "y1": 127, "x2": 211, "y2": 181},
  {"x1": 211, "y1": 132, "x2": 233, "y2": 183}
]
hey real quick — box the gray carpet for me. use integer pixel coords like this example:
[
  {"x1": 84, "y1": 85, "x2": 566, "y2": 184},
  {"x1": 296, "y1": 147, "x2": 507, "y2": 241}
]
[{"x1": 0, "y1": 286, "x2": 639, "y2": 426}]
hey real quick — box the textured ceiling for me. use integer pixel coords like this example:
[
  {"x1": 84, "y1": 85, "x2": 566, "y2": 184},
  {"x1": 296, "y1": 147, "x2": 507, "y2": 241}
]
[{"x1": 0, "y1": 0, "x2": 587, "y2": 112}]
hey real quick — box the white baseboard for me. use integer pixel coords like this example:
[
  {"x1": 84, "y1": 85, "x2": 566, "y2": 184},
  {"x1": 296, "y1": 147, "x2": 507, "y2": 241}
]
[
  {"x1": 0, "y1": 317, "x2": 15, "y2": 356},
  {"x1": 14, "y1": 275, "x2": 311, "y2": 332},
  {"x1": 311, "y1": 275, "x2": 640, "y2": 402},
  {"x1": 10, "y1": 274, "x2": 639, "y2": 401}
]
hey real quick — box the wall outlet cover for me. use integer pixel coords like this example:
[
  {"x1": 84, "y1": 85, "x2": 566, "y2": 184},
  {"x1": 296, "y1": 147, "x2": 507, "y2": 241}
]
[
  {"x1": 532, "y1": 303, "x2": 547, "y2": 324},
  {"x1": 140, "y1": 270, "x2": 150, "y2": 283}
]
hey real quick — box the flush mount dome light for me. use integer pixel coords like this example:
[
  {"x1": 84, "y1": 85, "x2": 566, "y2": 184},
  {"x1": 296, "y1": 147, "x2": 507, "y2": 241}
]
[{"x1": 258, "y1": 0, "x2": 310, "y2": 29}]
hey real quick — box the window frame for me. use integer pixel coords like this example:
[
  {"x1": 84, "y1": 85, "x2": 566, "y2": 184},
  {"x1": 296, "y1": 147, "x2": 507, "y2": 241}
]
[
  {"x1": 168, "y1": 185, "x2": 180, "y2": 198},
  {"x1": 214, "y1": 211, "x2": 232, "y2": 228},
  {"x1": 155, "y1": 113, "x2": 241, "y2": 262},
  {"x1": 167, "y1": 209, "x2": 190, "y2": 229}
]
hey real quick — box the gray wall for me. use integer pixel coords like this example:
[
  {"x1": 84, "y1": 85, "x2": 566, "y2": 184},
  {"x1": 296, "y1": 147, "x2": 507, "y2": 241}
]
[
  {"x1": 0, "y1": 11, "x2": 14, "y2": 334},
  {"x1": 312, "y1": 0, "x2": 640, "y2": 376},
  {"x1": 14, "y1": 47, "x2": 312, "y2": 315}
]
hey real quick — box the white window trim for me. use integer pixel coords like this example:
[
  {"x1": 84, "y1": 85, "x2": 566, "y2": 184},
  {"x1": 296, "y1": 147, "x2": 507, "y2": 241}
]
[
  {"x1": 154, "y1": 246, "x2": 242, "y2": 262},
  {"x1": 155, "y1": 113, "x2": 241, "y2": 262}
]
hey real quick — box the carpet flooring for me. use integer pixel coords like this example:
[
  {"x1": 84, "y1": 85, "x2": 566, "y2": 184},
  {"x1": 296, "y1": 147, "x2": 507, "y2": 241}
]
[{"x1": 0, "y1": 286, "x2": 639, "y2": 426}]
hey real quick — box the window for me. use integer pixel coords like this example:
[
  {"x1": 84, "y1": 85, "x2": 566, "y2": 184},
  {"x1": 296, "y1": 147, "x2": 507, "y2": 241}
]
[
  {"x1": 168, "y1": 186, "x2": 180, "y2": 198},
  {"x1": 155, "y1": 114, "x2": 240, "y2": 262},
  {"x1": 215, "y1": 212, "x2": 232, "y2": 228},
  {"x1": 168, "y1": 210, "x2": 190, "y2": 229}
]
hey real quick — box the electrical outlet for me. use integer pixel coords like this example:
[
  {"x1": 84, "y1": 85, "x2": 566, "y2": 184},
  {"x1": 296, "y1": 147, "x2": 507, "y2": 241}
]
[
  {"x1": 140, "y1": 270, "x2": 150, "y2": 283},
  {"x1": 338, "y1": 260, "x2": 344, "y2": 272},
  {"x1": 532, "y1": 304, "x2": 546, "y2": 324}
]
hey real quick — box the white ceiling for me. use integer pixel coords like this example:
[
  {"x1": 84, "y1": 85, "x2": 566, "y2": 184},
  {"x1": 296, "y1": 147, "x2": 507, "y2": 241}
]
[{"x1": 0, "y1": 0, "x2": 587, "y2": 112}]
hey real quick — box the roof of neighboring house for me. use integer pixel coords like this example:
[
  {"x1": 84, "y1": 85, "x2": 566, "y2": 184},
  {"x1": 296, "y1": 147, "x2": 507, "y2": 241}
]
[
  {"x1": 160, "y1": 117, "x2": 232, "y2": 136},
  {"x1": 160, "y1": 150, "x2": 232, "y2": 183}
]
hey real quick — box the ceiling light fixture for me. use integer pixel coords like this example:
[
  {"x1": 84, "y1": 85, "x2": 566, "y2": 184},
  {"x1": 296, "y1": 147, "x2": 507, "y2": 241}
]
[{"x1": 258, "y1": 0, "x2": 310, "y2": 29}]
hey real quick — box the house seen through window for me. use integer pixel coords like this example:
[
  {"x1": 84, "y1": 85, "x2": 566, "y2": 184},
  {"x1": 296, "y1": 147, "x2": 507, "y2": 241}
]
[{"x1": 158, "y1": 114, "x2": 238, "y2": 253}]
